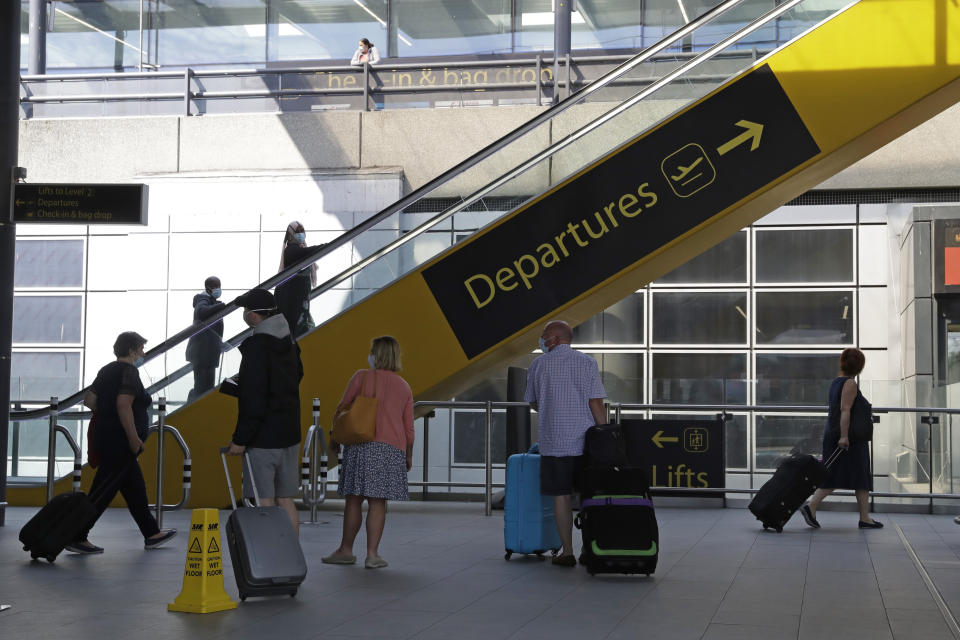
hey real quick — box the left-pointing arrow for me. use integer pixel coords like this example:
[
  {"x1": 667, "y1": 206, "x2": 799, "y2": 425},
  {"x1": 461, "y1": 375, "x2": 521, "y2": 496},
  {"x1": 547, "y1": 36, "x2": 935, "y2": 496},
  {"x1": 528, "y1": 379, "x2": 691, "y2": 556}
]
[
  {"x1": 15, "y1": 199, "x2": 24, "y2": 206},
  {"x1": 652, "y1": 430, "x2": 680, "y2": 449},
  {"x1": 716, "y1": 120, "x2": 764, "y2": 156}
]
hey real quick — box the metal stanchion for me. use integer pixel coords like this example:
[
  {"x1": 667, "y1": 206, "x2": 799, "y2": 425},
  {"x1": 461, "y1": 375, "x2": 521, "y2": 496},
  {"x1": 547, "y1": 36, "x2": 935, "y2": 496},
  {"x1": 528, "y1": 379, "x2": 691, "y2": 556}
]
[
  {"x1": 310, "y1": 398, "x2": 321, "y2": 524},
  {"x1": 155, "y1": 397, "x2": 166, "y2": 528},
  {"x1": 484, "y1": 400, "x2": 493, "y2": 516},
  {"x1": 45, "y1": 396, "x2": 57, "y2": 504}
]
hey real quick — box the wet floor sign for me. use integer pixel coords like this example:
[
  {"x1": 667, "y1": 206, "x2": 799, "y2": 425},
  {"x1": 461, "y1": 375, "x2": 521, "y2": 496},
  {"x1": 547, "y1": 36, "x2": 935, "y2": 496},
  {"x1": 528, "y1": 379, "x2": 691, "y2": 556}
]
[{"x1": 168, "y1": 508, "x2": 237, "y2": 614}]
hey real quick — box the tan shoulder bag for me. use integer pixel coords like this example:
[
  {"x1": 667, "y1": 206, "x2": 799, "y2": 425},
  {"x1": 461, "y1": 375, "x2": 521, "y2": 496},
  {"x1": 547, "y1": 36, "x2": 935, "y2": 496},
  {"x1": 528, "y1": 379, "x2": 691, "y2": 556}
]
[{"x1": 332, "y1": 371, "x2": 378, "y2": 445}]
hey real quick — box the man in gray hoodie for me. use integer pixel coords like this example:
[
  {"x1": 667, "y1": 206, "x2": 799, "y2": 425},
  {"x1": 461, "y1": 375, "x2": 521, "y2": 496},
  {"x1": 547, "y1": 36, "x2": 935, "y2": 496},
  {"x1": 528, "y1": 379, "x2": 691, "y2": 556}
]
[{"x1": 226, "y1": 288, "x2": 303, "y2": 534}]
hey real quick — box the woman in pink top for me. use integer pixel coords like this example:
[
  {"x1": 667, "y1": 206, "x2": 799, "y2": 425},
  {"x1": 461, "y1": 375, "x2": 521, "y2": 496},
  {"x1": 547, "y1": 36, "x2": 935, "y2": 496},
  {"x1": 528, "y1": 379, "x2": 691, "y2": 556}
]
[{"x1": 323, "y1": 336, "x2": 414, "y2": 569}]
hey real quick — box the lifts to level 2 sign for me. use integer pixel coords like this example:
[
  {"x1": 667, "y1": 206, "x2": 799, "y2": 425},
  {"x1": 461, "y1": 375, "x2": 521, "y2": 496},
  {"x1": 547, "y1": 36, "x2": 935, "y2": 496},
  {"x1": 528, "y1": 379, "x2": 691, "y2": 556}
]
[
  {"x1": 621, "y1": 418, "x2": 725, "y2": 490},
  {"x1": 12, "y1": 183, "x2": 148, "y2": 225}
]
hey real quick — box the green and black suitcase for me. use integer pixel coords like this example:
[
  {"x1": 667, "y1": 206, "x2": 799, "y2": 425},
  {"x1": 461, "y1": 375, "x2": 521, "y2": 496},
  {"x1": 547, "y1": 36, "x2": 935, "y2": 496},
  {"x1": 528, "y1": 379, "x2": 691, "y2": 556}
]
[{"x1": 575, "y1": 494, "x2": 658, "y2": 576}]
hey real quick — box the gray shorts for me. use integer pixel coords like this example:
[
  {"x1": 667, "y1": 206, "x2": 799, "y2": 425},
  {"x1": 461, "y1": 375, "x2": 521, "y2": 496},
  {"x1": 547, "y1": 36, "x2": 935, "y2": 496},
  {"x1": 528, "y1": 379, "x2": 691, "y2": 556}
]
[{"x1": 243, "y1": 444, "x2": 300, "y2": 499}]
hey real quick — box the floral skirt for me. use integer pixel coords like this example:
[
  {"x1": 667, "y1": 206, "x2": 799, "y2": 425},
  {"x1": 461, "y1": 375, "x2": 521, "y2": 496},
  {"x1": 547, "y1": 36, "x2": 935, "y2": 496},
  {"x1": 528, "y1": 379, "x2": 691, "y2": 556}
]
[{"x1": 338, "y1": 441, "x2": 409, "y2": 501}]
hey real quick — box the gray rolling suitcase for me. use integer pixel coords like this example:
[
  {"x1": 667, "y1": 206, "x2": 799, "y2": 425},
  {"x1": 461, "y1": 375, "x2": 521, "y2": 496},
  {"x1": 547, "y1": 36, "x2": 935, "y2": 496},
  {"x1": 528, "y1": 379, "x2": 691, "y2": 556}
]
[{"x1": 220, "y1": 447, "x2": 307, "y2": 601}]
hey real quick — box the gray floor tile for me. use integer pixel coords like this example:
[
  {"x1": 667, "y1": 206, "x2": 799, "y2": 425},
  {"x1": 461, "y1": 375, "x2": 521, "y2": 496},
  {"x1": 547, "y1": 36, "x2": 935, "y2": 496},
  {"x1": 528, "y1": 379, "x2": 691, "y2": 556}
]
[
  {"x1": 886, "y1": 608, "x2": 954, "y2": 640},
  {"x1": 701, "y1": 622, "x2": 798, "y2": 640}
]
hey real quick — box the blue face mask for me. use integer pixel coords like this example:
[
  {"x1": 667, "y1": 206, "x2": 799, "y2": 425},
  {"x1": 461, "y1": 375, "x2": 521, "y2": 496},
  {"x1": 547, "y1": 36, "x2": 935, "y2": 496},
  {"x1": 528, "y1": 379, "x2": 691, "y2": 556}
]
[
  {"x1": 293, "y1": 232, "x2": 306, "y2": 244},
  {"x1": 133, "y1": 356, "x2": 144, "y2": 367},
  {"x1": 211, "y1": 288, "x2": 222, "y2": 299},
  {"x1": 368, "y1": 354, "x2": 376, "y2": 368},
  {"x1": 538, "y1": 337, "x2": 548, "y2": 352}
]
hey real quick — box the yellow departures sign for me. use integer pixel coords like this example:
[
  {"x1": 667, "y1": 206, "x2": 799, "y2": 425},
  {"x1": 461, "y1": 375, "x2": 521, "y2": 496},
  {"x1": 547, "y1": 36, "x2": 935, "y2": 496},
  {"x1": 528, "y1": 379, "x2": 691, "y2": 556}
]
[{"x1": 168, "y1": 508, "x2": 237, "y2": 614}]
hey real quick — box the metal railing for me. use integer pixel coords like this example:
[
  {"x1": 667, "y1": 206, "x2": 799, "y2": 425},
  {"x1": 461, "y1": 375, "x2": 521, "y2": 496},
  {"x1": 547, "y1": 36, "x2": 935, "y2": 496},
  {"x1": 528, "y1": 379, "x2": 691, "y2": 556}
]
[
  {"x1": 17, "y1": 396, "x2": 191, "y2": 523},
  {"x1": 18, "y1": 47, "x2": 766, "y2": 118},
  {"x1": 299, "y1": 397, "x2": 329, "y2": 524}
]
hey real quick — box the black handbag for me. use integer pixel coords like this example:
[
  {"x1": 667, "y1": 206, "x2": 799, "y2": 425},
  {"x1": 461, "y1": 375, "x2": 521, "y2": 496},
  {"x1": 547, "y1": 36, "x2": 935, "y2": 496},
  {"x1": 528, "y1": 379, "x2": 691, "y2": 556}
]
[
  {"x1": 849, "y1": 394, "x2": 874, "y2": 443},
  {"x1": 584, "y1": 424, "x2": 628, "y2": 467}
]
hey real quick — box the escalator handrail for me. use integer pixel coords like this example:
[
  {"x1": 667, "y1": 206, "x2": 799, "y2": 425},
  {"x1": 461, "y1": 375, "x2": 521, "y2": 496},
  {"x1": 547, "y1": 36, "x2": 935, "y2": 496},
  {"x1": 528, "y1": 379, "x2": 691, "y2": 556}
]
[{"x1": 9, "y1": 0, "x2": 762, "y2": 421}]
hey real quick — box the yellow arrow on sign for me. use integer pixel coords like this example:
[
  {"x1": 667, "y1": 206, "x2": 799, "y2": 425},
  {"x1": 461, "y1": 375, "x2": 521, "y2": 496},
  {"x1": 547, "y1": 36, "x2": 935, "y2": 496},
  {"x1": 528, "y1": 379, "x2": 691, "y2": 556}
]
[
  {"x1": 652, "y1": 430, "x2": 679, "y2": 449},
  {"x1": 15, "y1": 199, "x2": 24, "y2": 206},
  {"x1": 716, "y1": 120, "x2": 764, "y2": 156}
]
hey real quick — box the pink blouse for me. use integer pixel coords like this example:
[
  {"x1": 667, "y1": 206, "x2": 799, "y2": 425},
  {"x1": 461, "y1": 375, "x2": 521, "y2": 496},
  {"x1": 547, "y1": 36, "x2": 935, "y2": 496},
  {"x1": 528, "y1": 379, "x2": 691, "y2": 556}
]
[{"x1": 336, "y1": 369, "x2": 414, "y2": 452}]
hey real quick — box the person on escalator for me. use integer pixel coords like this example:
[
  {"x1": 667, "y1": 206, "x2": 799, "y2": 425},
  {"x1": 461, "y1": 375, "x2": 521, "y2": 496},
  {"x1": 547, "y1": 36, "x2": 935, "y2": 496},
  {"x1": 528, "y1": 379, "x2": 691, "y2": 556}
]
[
  {"x1": 225, "y1": 288, "x2": 304, "y2": 535},
  {"x1": 66, "y1": 331, "x2": 178, "y2": 555},
  {"x1": 186, "y1": 276, "x2": 225, "y2": 402},
  {"x1": 275, "y1": 221, "x2": 324, "y2": 338}
]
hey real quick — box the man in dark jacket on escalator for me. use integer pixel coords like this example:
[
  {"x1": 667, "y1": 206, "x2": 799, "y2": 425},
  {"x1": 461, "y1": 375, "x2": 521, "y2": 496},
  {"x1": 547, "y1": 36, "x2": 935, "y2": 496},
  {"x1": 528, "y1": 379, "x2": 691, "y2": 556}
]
[
  {"x1": 225, "y1": 288, "x2": 304, "y2": 535},
  {"x1": 186, "y1": 276, "x2": 225, "y2": 401}
]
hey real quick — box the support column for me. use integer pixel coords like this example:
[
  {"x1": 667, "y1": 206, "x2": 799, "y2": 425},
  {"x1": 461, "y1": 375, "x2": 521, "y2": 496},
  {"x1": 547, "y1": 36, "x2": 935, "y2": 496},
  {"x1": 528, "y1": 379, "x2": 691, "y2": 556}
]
[
  {"x1": 553, "y1": 0, "x2": 572, "y2": 102},
  {"x1": 29, "y1": 0, "x2": 46, "y2": 75},
  {"x1": 1, "y1": 0, "x2": 22, "y2": 526}
]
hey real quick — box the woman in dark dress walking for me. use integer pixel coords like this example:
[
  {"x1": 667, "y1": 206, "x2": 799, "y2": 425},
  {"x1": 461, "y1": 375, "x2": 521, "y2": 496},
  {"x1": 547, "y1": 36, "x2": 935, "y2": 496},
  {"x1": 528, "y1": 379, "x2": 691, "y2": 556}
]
[{"x1": 801, "y1": 347, "x2": 882, "y2": 529}]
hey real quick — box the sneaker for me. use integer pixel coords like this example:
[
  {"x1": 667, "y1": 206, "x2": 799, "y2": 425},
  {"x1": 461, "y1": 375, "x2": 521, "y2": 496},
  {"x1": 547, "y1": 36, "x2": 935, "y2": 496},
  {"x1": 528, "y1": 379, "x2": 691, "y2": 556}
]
[
  {"x1": 954, "y1": 515, "x2": 960, "y2": 525},
  {"x1": 552, "y1": 554, "x2": 577, "y2": 567},
  {"x1": 144, "y1": 529, "x2": 177, "y2": 550},
  {"x1": 365, "y1": 556, "x2": 388, "y2": 569},
  {"x1": 322, "y1": 553, "x2": 357, "y2": 565},
  {"x1": 858, "y1": 520, "x2": 884, "y2": 529},
  {"x1": 65, "y1": 540, "x2": 103, "y2": 555},
  {"x1": 800, "y1": 504, "x2": 821, "y2": 529}
]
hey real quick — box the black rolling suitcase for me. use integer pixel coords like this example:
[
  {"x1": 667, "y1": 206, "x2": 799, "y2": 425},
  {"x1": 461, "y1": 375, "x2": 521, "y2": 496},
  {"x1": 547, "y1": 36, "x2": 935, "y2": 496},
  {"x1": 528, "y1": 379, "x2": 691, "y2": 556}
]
[
  {"x1": 748, "y1": 448, "x2": 842, "y2": 532},
  {"x1": 19, "y1": 460, "x2": 131, "y2": 563},
  {"x1": 575, "y1": 465, "x2": 658, "y2": 576},
  {"x1": 220, "y1": 447, "x2": 307, "y2": 601}
]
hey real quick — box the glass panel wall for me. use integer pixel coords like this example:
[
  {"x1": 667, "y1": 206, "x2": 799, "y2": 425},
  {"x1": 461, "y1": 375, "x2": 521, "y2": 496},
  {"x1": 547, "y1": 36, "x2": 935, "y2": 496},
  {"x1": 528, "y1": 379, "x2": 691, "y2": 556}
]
[
  {"x1": 755, "y1": 290, "x2": 854, "y2": 345},
  {"x1": 655, "y1": 231, "x2": 747, "y2": 284},
  {"x1": 755, "y1": 353, "x2": 837, "y2": 405},
  {"x1": 572, "y1": 292, "x2": 644, "y2": 344},
  {"x1": 755, "y1": 228, "x2": 854, "y2": 283},
  {"x1": 652, "y1": 291, "x2": 747, "y2": 345},
  {"x1": 19, "y1": 0, "x2": 826, "y2": 71},
  {"x1": 652, "y1": 352, "x2": 747, "y2": 405}
]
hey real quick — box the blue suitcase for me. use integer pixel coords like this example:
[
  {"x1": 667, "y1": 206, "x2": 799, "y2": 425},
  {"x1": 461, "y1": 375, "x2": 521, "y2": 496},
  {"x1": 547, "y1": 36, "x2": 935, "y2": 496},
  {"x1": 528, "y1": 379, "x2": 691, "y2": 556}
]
[{"x1": 503, "y1": 444, "x2": 562, "y2": 560}]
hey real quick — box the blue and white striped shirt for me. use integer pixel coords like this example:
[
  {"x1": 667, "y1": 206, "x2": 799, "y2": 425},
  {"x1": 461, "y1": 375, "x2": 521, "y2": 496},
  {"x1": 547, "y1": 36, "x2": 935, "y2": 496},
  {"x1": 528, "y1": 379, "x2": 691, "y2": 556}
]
[{"x1": 524, "y1": 344, "x2": 606, "y2": 457}]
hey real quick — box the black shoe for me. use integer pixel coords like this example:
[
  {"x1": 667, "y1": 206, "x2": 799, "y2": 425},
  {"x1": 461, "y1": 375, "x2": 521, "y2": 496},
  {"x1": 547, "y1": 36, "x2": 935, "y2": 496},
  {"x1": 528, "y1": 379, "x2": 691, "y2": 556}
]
[
  {"x1": 144, "y1": 529, "x2": 178, "y2": 550},
  {"x1": 858, "y1": 519, "x2": 883, "y2": 529},
  {"x1": 800, "y1": 504, "x2": 820, "y2": 529},
  {"x1": 65, "y1": 540, "x2": 104, "y2": 554}
]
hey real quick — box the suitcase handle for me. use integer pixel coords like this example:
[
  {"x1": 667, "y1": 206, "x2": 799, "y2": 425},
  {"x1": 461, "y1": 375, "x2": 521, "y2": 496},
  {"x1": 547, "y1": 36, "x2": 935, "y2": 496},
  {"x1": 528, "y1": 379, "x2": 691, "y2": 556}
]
[
  {"x1": 219, "y1": 446, "x2": 260, "y2": 510},
  {"x1": 823, "y1": 446, "x2": 845, "y2": 469}
]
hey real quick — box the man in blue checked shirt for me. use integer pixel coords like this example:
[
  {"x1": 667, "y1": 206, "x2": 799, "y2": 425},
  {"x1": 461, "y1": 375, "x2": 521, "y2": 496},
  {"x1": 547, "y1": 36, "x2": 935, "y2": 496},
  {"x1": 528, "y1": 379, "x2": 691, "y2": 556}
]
[{"x1": 525, "y1": 320, "x2": 607, "y2": 567}]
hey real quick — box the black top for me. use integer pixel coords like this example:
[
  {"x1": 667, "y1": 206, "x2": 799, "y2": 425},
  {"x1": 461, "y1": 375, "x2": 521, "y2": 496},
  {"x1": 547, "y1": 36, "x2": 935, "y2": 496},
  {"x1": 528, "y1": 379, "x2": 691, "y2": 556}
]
[
  {"x1": 276, "y1": 243, "x2": 325, "y2": 334},
  {"x1": 232, "y1": 324, "x2": 304, "y2": 449},
  {"x1": 822, "y1": 376, "x2": 872, "y2": 490},
  {"x1": 91, "y1": 361, "x2": 151, "y2": 464}
]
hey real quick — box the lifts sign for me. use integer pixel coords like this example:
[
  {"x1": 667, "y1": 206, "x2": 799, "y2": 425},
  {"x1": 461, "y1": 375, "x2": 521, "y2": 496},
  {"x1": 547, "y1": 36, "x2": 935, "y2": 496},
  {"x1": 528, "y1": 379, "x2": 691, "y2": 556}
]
[
  {"x1": 622, "y1": 418, "x2": 725, "y2": 490},
  {"x1": 421, "y1": 64, "x2": 820, "y2": 359}
]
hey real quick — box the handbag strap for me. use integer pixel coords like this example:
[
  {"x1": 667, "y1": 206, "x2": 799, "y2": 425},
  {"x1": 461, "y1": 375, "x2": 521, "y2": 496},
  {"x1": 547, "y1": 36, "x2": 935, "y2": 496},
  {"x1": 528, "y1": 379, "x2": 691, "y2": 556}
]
[{"x1": 359, "y1": 369, "x2": 378, "y2": 399}]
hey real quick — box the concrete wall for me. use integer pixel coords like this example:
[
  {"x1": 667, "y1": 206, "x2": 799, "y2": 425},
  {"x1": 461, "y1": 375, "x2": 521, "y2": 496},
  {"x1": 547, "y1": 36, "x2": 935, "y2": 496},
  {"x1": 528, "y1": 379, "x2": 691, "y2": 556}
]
[{"x1": 20, "y1": 100, "x2": 960, "y2": 193}]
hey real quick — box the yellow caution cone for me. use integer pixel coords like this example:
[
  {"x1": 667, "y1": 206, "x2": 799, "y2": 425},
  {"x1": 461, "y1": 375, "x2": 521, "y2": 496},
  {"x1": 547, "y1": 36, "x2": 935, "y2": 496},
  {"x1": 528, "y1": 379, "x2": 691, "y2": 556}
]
[{"x1": 168, "y1": 508, "x2": 237, "y2": 614}]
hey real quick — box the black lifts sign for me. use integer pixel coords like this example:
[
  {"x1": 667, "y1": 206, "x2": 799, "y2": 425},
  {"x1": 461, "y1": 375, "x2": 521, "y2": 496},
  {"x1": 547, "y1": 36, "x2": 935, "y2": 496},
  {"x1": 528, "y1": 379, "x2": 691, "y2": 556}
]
[
  {"x1": 421, "y1": 64, "x2": 820, "y2": 359},
  {"x1": 12, "y1": 183, "x2": 148, "y2": 225},
  {"x1": 621, "y1": 418, "x2": 725, "y2": 490}
]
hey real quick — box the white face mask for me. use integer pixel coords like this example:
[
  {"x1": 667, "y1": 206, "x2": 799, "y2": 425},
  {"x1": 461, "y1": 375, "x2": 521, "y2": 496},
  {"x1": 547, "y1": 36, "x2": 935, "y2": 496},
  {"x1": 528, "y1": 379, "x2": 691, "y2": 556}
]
[{"x1": 368, "y1": 354, "x2": 376, "y2": 368}]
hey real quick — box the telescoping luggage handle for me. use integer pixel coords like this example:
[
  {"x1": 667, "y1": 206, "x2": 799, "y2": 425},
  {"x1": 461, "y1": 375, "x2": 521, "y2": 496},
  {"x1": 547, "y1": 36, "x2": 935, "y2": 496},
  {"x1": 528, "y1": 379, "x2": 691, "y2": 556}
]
[
  {"x1": 824, "y1": 447, "x2": 845, "y2": 469},
  {"x1": 219, "y1": 446, "x2": 260, "y2": 510}
]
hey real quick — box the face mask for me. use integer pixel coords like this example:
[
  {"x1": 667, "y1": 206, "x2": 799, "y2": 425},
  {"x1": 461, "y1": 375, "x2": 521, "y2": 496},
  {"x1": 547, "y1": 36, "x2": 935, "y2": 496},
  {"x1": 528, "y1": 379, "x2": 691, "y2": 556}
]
[
  {"x1": 211, "y1": 288, "x2": 222, "y2": 299},
  {"x1": 243, "y1": 310, "x2": 255, "y2": 327},
  {"x1": 368, "y1": 354, "x2": 376, "y2": 368},
  {"x1": 293, "y1": 232, "x2": 306, "y2": 244},
  {"x1": 133, "y1": 356, "x2": 144, "y2": 367},
  {"x1": 538, "y1": 337, "x2": 548, "y2": 352}
]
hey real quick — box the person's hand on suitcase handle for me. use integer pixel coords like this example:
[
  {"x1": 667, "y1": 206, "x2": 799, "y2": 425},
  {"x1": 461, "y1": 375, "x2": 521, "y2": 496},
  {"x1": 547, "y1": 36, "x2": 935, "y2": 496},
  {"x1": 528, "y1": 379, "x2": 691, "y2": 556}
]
[
  {"x1": 837, "y1": 436, "x2": 850, "y2": 450},
  {"x1": 128, "y1": 435, "x2": 144, "y2": 456},
  {"x1": 225, "y1": 442, "x2": 246, "y2": 456}
]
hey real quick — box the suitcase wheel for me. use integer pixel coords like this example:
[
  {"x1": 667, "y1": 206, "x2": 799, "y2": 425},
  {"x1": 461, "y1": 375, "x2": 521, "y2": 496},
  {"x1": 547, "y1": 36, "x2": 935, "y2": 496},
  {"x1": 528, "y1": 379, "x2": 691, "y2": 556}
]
[
  {"x1": 46, "y1": 555, "x2": 56, "y2": 563},
  {"x1": 240, "y1": 594, "x2": 248, "y2": 602},
  {"x1": 290, "y1": 588, "x2": 297, "y2": 598},
  {"x1": 504, "y1": 551, "x2": 512, "y2": 561}
]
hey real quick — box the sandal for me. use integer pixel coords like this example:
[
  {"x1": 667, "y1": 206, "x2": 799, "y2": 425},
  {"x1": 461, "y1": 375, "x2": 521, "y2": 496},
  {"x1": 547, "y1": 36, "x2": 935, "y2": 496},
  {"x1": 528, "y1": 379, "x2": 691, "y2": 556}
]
[{"x1": 322, "y1": 553, "x2": 357, "y2": 565}]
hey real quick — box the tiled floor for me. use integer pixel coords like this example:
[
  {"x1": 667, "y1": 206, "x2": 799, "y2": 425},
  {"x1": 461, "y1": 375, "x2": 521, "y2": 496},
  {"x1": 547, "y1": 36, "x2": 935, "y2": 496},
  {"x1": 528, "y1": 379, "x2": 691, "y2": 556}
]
[{"x1": 1, "y1": 502, "x2": 959, "y2": 639}]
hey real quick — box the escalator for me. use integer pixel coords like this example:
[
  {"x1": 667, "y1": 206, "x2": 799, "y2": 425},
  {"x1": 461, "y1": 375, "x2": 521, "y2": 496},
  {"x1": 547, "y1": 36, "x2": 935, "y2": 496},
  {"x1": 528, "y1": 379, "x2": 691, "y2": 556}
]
[{"x1": 10, "y1": 0, "x2": 960, "y2": 507}]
